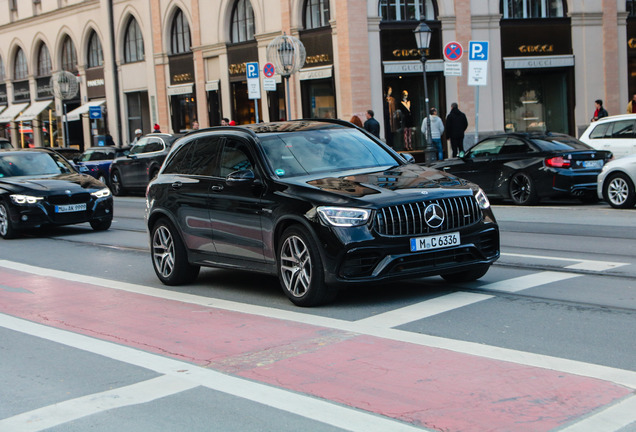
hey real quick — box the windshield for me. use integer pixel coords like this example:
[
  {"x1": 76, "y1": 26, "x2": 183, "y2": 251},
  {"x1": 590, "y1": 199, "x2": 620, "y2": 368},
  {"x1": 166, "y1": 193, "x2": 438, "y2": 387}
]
[
  {"x1": 259, "y1": 128, "x2": 400, "y2": 177},
  {"x1": 0, "y1": 152, "x2": 75, "y2": 177}
]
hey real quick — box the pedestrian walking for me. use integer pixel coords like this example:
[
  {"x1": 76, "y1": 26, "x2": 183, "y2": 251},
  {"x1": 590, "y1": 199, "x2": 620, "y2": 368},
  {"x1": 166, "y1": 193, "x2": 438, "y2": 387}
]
[
  {"x1": 153, "y1": 124, "x2": 161, "y2": 133},
  {"x1": 364, "y1": 110, "x2": 381, "y2": 138},
  {"x1": 591, "y1": 99, "x2": 608, "y2": 122},
  {"x1": 132, "y1": 129, "x2": 143, "y2": 144},
  {"x1": 446, "y1": 103, "x2": 468, "y2": 157},
  {"x1": 421, "y1": 107, "x2": 445, "y2": 161},
  {"x1": 627, "y1": 93, "x2": 636, "y2": 113}
]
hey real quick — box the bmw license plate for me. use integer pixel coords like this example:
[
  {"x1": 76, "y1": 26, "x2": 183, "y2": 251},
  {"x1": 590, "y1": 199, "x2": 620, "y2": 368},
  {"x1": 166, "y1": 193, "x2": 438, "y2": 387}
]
[
  {"x1": 582, "y1": 160, "x2": 603, "y2": 169},
  {"x1": 410, "y1": 232, "x2": 460, "y2": 252},
  {"x1": 55, "y1": 203, "x2": 87, "y2": 213}
]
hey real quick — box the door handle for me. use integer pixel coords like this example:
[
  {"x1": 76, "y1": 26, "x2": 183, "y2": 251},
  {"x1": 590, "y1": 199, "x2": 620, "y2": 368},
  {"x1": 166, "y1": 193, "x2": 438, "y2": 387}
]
[
  {"x1": 211, "y1": 185, "x2": 224, "y2": 192},
  {"x1": 171, "y1": 181, "x2": 182, "y2": 189}
]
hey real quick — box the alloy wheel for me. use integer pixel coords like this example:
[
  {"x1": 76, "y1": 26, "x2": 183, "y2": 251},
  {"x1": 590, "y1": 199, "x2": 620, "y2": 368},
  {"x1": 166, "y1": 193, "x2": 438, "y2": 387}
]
[
  {"x1": 0, "y1": 203, "x2": 8, "y2": 236},
  {"x1": 152, "y1": 225, "x2": 175, "y2": 279},
  {"x1": 607, "y1": 176, "x2": 629, "y2": 206},
  {"x1": 280, "y1": 235, "x2": 312, "y2": 298}
]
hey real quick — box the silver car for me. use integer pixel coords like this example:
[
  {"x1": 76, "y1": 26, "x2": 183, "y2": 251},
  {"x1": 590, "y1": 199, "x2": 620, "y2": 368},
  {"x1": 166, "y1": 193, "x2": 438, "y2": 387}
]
[{"x1": 597, "y1": 153, "x2": 636, "y2": 208}]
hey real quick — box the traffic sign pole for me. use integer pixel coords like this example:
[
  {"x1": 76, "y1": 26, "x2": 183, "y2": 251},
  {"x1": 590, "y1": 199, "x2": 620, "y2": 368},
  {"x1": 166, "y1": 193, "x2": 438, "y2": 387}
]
[
  {"x1": 468, "y1": 41, "x2": 489, "y2": 145},
  {"x1": 246, "y1": 62, "x2": 260, "y2": 123}
]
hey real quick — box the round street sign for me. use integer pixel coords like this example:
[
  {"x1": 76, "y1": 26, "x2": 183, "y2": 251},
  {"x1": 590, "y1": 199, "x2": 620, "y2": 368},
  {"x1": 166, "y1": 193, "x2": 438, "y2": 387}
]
[
  {"x1": 443, "y1": 42, "x2": 463, "y2": 62},
  {"x1": 263, "y1": 62, "x2": 276, "y2": 78}
]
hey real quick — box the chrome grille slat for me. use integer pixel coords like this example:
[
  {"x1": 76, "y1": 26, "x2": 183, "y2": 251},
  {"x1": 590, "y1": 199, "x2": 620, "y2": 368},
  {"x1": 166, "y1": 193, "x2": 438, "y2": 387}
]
[{"x1": 374, "y1": 196, "x2": 483, "y2": 237}]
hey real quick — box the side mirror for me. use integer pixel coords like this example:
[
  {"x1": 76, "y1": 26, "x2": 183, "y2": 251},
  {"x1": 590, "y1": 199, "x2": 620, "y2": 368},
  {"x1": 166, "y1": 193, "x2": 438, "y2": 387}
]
[
  {"x1": 401, "y1": 153, "x2": 416, "y2": 164},
  {"x1": 127, "y1": 154, "x2": 137, "y2": 159},
  {"x1": 226, "y1": 169, "x2": 255, "y2": 185}
]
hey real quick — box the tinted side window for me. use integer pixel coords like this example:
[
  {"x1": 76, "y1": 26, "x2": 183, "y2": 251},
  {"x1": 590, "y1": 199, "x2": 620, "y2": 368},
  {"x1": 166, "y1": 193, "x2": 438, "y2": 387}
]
[
  {"x1": 610, "y1": 120, "x2": 635, "y2": 139},
  {"x1": 188, "y1": 137, "x2": 221, "y2": 176},
  {"x1": 589, "y1": 123, "x2": 610, "y2": 139},
  {"x1": 144, "y1": 139, "x2": 164, "y2": 153},
  {"x1": 469, "y1": 137, "x2": 506, "y2": 157},
  {"x1": 162, "y1": 143, "x2": 192, "y2": 174},
  {"x1": 130, "y1": 138, "x2": 149, "y2": 154},
  {"x1": 220, "y1": 140, "x2": 253, "y2": 177},
  {"x1": 501, "y1": 138, "x2": 531, "y2": 154}
]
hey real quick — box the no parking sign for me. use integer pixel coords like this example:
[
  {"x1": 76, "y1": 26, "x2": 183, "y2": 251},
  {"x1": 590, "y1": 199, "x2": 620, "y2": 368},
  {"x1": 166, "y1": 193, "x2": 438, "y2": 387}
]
[
  {"x1": 443, "y1": 42, "x2": 463, "y2": 61},
  {"x1": 263, "y1": 63, "x2": 276, "y2": 91}
]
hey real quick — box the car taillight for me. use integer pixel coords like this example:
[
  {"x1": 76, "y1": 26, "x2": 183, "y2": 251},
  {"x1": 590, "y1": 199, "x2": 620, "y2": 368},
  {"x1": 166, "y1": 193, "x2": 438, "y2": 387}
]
[{"x1": 545, "y1": 156, "x2": 571, "y2": 168}]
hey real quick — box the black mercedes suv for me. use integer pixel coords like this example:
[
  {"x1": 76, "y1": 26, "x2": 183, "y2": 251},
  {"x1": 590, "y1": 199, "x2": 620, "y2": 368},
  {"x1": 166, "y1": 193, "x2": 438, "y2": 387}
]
[{"x1": 145, "y1": 120, "x2": 499, "y2": 306}]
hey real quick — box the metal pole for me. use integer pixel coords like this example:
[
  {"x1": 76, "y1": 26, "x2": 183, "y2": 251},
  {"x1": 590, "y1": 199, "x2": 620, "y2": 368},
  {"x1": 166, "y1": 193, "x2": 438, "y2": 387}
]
[
  {"x1": 107, "y1": 0, "x2": 122, "y2": 146},
  {"x1": 474, "y1": 86, "x2": 479, "y2": 146},
  {"x1": 421, "y1": 56, "x2": 436, "y2": 164},
  {"x1": 254, "y1": 100, "x2": 259, "y2": 124},
  {"x1": 63, "y1": 103, "x2": 70, "y2": 147},
  {"x1": 284, "y1": 75, "x2": 291, "y2": 121}
]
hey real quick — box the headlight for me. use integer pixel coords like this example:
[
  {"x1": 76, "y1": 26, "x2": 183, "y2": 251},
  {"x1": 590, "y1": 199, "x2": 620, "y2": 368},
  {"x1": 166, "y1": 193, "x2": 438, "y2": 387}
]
[
  {"x1": 317, "y1": 206, "x2": 371, "y2": 227},
  {"x1": 10, "y1": 194, "x2": 43, "y2": 205},
  {"x1": 475, "y1": 188, "x2": 490, "y2": 209},
  {"x1": 91, "y1": 188, "x2": 111, "y2": 198}
]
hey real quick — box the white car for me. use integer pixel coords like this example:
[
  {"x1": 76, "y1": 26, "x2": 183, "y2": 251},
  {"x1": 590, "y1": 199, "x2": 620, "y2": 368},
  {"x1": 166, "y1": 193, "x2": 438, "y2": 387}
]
[
  {"x1": 579, "y1": 114, "x2": 636, "y2": 159},
  {"x1": 597, "y1": 153, "x2": 636, "y2": 208}
]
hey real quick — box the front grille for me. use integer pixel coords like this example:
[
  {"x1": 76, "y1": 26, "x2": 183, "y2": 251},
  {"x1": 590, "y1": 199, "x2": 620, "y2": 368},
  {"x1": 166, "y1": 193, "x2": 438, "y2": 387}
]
[
  {"x1": 48, "y1": 193, "x2": 91, "y2": 205},
  {"x1": 373, "y1": 196, "x2": 482, "y2": 236}
]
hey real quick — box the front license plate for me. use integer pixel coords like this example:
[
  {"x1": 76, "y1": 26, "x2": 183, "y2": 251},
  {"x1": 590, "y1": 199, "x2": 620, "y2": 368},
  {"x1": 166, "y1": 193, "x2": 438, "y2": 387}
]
[
  {"x1": 55, "y1": 203, "x2": 87, "y2": 213},
  {"x1": 410, "y1": 232, "x2": 460, "y2": 252},
  {"x1": 582, "y1": 160, "x2": 603, "y2": 169}
]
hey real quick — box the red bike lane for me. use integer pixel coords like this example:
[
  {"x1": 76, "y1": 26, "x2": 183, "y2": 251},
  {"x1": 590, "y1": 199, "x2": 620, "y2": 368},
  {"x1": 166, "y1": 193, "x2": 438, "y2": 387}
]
[{"x1": 0, "y1": 266, "x2": 631, "y2": 431}]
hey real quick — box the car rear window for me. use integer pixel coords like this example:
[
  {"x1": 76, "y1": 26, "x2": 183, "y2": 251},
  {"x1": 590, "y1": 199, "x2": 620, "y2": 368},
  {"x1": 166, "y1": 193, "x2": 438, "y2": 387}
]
[{"x1": 531, "y1": 137, "x2": 592, "y2": 151}]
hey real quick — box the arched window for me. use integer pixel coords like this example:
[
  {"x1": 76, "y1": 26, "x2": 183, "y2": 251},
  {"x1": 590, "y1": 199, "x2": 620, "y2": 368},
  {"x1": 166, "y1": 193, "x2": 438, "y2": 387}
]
[
  {"x1": 231, "y1": 0, "x2": 255, "y2": 43},
  {"x1": 61, "y1": 36, "x2": 77, "y2": 73},
  {"x1": 171, "y1": 9, "x2": 191, "y2": 54},
  {"x1": 304, "y1": 0, "x2": 330, "y2": 29},
  {"x1": 379, "y1": 0, "x2": 436, "y2": 21},
  {"x1": 37, "y1": 43, "x2": 52, "y2": 77},
  {"x1": 502, "y1": 0, "x2": 565, "y2": 18},
  {"x1": 0, "y1": 57, "x2": 5, "y2": 82},
  {"x1": 14, "y1": 48, "x2": 28, "y2": 80},
  {"x1": 124, "y1": 17, "x2": 144, "y2": 63},
  {"x1": 87, "y1": 31, "x2": 103, "y2": 68}
]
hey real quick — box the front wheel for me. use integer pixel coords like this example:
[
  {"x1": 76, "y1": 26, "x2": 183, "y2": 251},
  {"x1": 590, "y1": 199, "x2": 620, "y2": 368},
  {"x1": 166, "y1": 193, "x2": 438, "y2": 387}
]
[
  {"x1": 110, "y1": 169, "x2": 125, "y2": 196},
  {"x1": 278, "y1": 225, "x2": 336, "y2": 307},
  {"x1": 90, "y1": 218, "x2": 112, "y2": 231},
  {"x1": 0, "y1": 201, "x2": 18, "y2": 239},
  {"x1": 603, "y1": 173, "x2": 636, "y2": 209},
  {"x1": 441, "y1": 264, "x2": 491, "y2": 283},
  {"x1": 509, "y1": 172, "x2": 538, "y2": 205},
  {"x1": 151, "y1": 218, "x2": 200, "y2": 285}
]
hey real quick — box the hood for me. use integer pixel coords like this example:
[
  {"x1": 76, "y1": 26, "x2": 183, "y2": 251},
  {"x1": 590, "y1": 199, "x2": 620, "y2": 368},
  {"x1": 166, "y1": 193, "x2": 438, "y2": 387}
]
[
  {"x1": 0, "y1": 172, "x2": 105, "y2": 194},
  {"x1": 296, "y1": 164, "x2": 475, "y2": 204}
]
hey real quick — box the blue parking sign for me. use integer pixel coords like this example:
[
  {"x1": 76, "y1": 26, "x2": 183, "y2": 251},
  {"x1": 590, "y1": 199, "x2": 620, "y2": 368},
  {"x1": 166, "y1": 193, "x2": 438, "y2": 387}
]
[
  {"x1": 246, "y1": 62, "x2": 259, "y2": 79},
  {"x1": 468, "y1": 41, "x2": 489, "y2": 61},
  {"x1": 89, "y1": 106, "x2": 102, "y2": 119}
]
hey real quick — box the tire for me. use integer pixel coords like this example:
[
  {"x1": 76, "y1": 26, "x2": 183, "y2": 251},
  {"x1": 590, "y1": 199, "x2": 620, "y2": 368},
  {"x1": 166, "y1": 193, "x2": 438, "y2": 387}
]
[
  {"x1": 97, "y1": 173, "x2": 108, "y2": 186},
  {"x1": 149, "y1": 168, "x2": 160, "y2": 182},
  {"x1": 0, "y1": 201, "x2": 18, "y2": 239},
  {"x1": 509, "y1": 172, "x2": 539, "y2": 205},
  {"x1": 277, "y1": 225, "x2": 337, "y2": 307},
  {"x1": 441, "y1": 264, "x2": 491, "y2": 283},
  {"x1": 603, "y1": 172, "x2": 636, "y2": 209},
  {"x1": 110, "y1": 169, "x2": 125, "y2": 196},
  {"x1": 151, "y1": 218, "x2": 200, "y2": 285},
  {"x1": 90, "y1": 218, "x2": 112, "y2": 231}
]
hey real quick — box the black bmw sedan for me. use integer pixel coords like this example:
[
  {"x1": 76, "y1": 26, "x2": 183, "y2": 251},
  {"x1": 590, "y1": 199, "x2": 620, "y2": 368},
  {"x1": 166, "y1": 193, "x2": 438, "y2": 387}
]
[
  {"x1": 0, "y1": 148, "x2": 113, "y2": 239},
  {"x1": 431, "y1": 132, "x2": 613, "y2": 205},
  {"x1": 146, "y1": 120, "x2": 500, "y2": 307}
]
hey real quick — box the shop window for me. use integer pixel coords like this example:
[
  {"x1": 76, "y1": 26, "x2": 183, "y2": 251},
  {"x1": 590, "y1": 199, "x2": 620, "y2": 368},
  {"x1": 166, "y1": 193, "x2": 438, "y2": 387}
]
[
  {"x1": 304, "y1": 0, "x2": 330, "y2": 29},
  {"x1": 379, "y1": 0, "x2": 436, "y2": 21},
  {"x1": 87, "y1": 31, "x2": 104, "y2": 68},
  {"x1": 14, "y1": 48, "x2": 28, "y2": 80},
  {"x1": 231, "y1": 0, "x2": 255, "y2": 43},
  {"x1": 37, "y1": 43, "x2": 51, "y2": 77},
  {"x1": 61, "y1": 36, "x2": 78, "y2": 73},
  {"x1": 171, "y1": 9, "x2": 191, "y2": 54},
  {"x1": 124, "y1": 17, "x2": 145, "y2": 63},
  {"x1": 501, "y1": 0, "x2": 565, "y2": 19},
  {"x1": 629, "y1": 0, "x2": 636, "y2": 17}
]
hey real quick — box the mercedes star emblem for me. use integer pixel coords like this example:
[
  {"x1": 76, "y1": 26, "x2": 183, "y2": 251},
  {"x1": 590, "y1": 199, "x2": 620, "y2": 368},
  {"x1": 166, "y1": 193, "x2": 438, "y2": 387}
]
[{"x1": 424, "y1": 203, "x2": 445, "y2": 228}]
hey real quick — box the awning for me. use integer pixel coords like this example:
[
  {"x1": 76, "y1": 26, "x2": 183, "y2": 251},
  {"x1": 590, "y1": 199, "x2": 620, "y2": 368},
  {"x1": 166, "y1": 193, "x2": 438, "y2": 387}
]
[
  {"x1": 0, "y1": 103, "x2": 29, "y2": 123},
  {"x1": 65, "y1": 100, "x2": 105, "y2": 122},
  {"x1": 15, "y1": 100, "x2": 54, "y2": 122}
]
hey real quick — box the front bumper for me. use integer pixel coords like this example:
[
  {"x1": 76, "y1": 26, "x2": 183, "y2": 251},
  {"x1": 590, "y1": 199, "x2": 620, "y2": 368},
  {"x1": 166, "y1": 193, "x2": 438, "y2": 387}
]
[{"x1": 7, "y1": 197, "x2": 113, "y2": 229}]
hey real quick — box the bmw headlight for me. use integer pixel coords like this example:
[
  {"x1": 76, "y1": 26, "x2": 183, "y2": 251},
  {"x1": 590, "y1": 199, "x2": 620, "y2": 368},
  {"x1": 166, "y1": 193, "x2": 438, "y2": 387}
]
[
  {"x1": 317, "y1": 206, "x2": 371, "y2": 227},
  {"x1": 91, "y1": 188, "x2": 111, "y2": 198},
  {"x1": 10, "y1": 194, "x2": 43, "y2": 205},
  {"x1": 474, "y1": 188, "x2": 490, "y2": 209}
]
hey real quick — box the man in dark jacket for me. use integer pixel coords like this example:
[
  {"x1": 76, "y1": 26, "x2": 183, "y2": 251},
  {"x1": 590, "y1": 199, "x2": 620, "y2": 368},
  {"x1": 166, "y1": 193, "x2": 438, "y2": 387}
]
[
  {"x1": 363, "y1": 110, "x2": 381, "y2": 138},
  {"x1": 446, "y1": 102, "x2": 468, "y2": 157}
]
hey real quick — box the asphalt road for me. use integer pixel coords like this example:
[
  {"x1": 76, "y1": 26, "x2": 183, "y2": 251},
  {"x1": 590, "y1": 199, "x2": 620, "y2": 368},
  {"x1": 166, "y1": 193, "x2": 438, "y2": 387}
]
[{"x1": 0, "y1": 197, "x2": 635, "y2": 432}]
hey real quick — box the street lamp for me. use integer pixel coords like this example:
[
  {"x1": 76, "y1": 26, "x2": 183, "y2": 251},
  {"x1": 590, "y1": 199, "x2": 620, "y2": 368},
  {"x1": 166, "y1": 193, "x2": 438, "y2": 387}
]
[
  {"x1": 267, "y1": 33, "x2": 306, "y2": 121},
  {"x1": 413, "y1": 19, "x2": 436, "y2": 164}
]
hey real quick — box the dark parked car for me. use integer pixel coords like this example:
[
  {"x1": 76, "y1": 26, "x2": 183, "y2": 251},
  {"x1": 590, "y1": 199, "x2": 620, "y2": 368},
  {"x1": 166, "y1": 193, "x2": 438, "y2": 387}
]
[
  {"x1": 430, "y1": 132, "x2": 613, "y2": 205},
  {"x1": 76, "y1": 146, "x2": 131, "y2": 185},
  {"x1": 109, "y1": 133, "x2": 182, "y2": 195},
  {"x1": 145, "y1": 120, "x2": 500, "y2": 306},
  {"x1": 0, "y1": 148, "x2": 113, "y2": 239},
  {"x1": 0, "y1": 138, "x2": 12, "y2": 149},
  {"x1": 50, "y1": 147, "x2": 82, "y2": 163}
]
